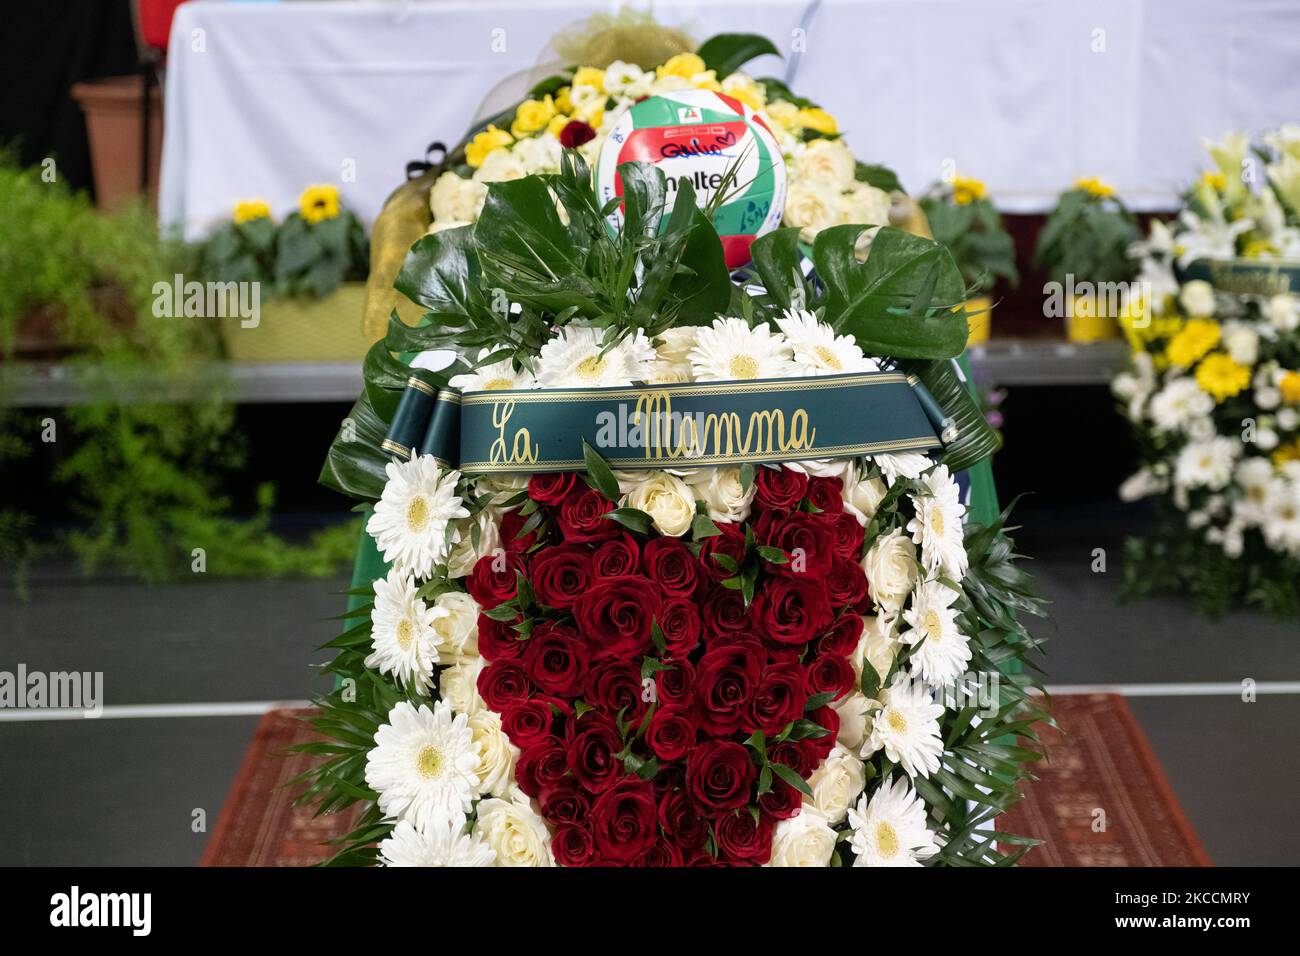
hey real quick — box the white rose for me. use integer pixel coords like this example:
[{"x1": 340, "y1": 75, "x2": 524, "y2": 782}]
[
  {"x1": 512, "y1": 134, "x2": 562, "y2": 174},
  {"x1": 794, "y1": 138, "x2": 856, "y2": 190},
  {"x1": 468, "y1": 710, "x2": 518, "y2": 797},
  {"x1": 1222, "y1": 323, "x2": 1260, "y2": 366},
  {"x1": 446, "y1": 511, "x2": 501, "y2": 579},
  {"x1": 474, "y1": 473, "x2": 529, "y2": 505},
  {"x1": 654, "y1": 326, "x2": 699, "y2": 365},
  {"x1": 855, "y1": 614, "x2": 899, "y2": 687},
  {"x1": 439, "y1": 657, "x2": 486, "y2": 716},
  {"x1": 806, "y1": 745, "x2": 868, "y2": 825},
  {"x1": 843, "y1": 473, "x2": 888, "y2": 526},
  {"x1": 831, "y1": 690, "x2": 873, "y2": 752},
  {"x1": 839, "y1": 184, "x2": 892, "y2": 228},
  {"x1": 473, "y1": 148, "x2": 527, "y2": 184},
  {"x1": 431, "y1": 590, "x2": 481, "y2": 660},
  {"x1": 1179, "y1": 279, "x2": 1217, "y2": 317},
  {"x1": 687, "y1": 467, "x2": 755, "y2": 523},
  {"x1": 766, "y1": 807, "x2": 839, "y2": 867},
  {"x1": 784, "y1": 181, "x2": 841, "y2": 242},
  {"x1": 429, "y1": 170, "x2": 486, "y2": 224},
  {"x1": 861, "y1": 529, "x2": 918, "y2": 616},
  {"x1": 474, "y1": 792, "x2": 554, "y2": 866},
  {"x1": 623, "y1": 471, "x2": 696, "y2": 537},
  {"x1": 1267, "y1": 294, "x2": 1300, "y2": 332},
  {"x1": 603, "y1": 60, "x2": 651, "y2": 98}
]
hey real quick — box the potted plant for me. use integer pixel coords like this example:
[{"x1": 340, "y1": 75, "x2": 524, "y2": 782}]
[{"x1": 919, "y1": 175, "x2": 1018, "y2": 344}]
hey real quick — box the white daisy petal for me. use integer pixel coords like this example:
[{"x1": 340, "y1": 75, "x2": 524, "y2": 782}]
[
  {"x1": 379, "y1": 818, "x2": 496, "y2": 867},
  {"x1": 366, "y1": 457, "x2": 469, "y2": 580},
  {"x1": 688, "y1": 316, "x2": 796, "y2": 382},
  {"x1": 847, "y1": 775, "x2": 940, "y2": 866}
]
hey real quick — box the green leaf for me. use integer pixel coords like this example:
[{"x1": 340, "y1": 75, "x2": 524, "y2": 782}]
[
  {"x1": 748, "y1": 227, "x2": 809, "y2": 312},
  {"x1": 696, "y1": 33, "x2": 782, "y2": 77},
  {"x1": 902, "y1": 357, "x2": 1002, "y2": 472},
  {"x1": 770, "y1": 761, "x2": 814, "y2": 797},
  {"x1": 318, "y1": 392, "x2": 393, "y2": 501},
  {"x1": 582, "y1": 440, "x2": 621, "y2": 500},
  {"x1": 394, "y1": 226, "x2": 486, "y2": 319},
  {"x1": 855, "y1": 162, "x2": 904, "y2": 194},
  {"x1": 691, "y1": 513, "x2": 722, "y2": 539},
  {"x1": 756, "y1": 544, "x2": 789, "y2": 564},
  {"x1": 605, "y1": 507, "x2": 654, "y2": 534},
  {"x1": 814, "y1": 225, "x2": 968, "y2": 359}
]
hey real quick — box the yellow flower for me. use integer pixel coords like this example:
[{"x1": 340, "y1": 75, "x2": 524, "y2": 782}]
[
  {"x1": 1242, "y1": 238, "x2": 1277, "y2": 259},
  {"x1": 511, "y1": 95, "x2": 557, "y2": 138},
  {"x1": 466, "y1": 124, "x2": 513, "y2": 168},
  {"x1": 572, "y1": 67, "x2": 605, "y2": 93},
  {"x1": 952, "y1": 175, "x2": 986, "y2": 205},
  {"x1": 298, "y1": 184, "x2": 340, "y2": 224},
  {"x1": 692, "y1": 69, "x2": 722, "y2": 91},
  {"x1": 1281, "y1": 370, "x2": 1300, "y2": 403},
  {"x1": 1165, "y1": 318, "x2": 1221, "y2": 367},
  {"x1": 1195, "y1": 352, "x2": 1251, "y2": 401},
  {"x1": 765, "y1": 100, "x2": 800, "y2": 131},
  {"x1": 1075, "y1": 176, "x2": 1116, "y2": 199},
  {"x1": 1200, "y1": 170, "x2": 1227, "y2": 192},
  {"x1": 1273, "y1": 439, "x2": 1300, "y2": 466},
  {"x1": 547, "y1": 114, "x2": 571, "y2": 139},
  {"x1": 233, "y1": 199, "x2": 271, "y2": 224},
  {"x1": 797, "y1": 107, "x2": 839, "y2": 135},
  {"x1": 721, "y1": 74, "x2": 765, "y2": 110},
  {"x1": 553, "y1": 86, "x2": 573, "y2": 115},
  {"x1": 657, "y1": 52, "x2": 706, "y2": 80}
]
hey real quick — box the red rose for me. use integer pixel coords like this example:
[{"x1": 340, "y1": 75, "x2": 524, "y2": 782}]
[
  {"x1": 826, "y1": 555, "x2": 869, "y2": 608},
  {"x1": 466, "y1": 551, "x2": 524, "y2": 608},
  {"x1": 501, "y1": 699, "x2": 555, "y2": 750},
  {"x1": 530, "y1": 545, "x2": 594, "y2": 611},
  {"x1": 754, "y1": 575, "x2": 832, "y2": 645},
  {"x1": 831, "y1": 510, "x2": 866, "y2": 558},
  {"x1": 566, "y1": 717, "x2": 623, "y2": 792},
  {"x1": 643, "y1": 537, "x2": 700, "y2": 596},
  {"x1": 769, "y1": 740, "x2": 815, "y2": 777},
  {"x1": 700, "y1": 584, "x2": 752, "y2": 639},
  {"x1": 657, "y1": 596, "x2": 702, "y2": 656},
  {"x1": 499, "y1": 508, "x2": 539, "y2": 553},
  {"x1": 552, "y1": 826, "x2": 597, "y2": 866},
  {"x1": 685, "y1": 740, "x2": 756, "y2": 812},
  {"x1": 697, "y1": 521, "x2": 746, "y2": 581},
  {"x1": 593, "y1": 533, "x2": 640, "y2": 577},
  {"x1": 646, "y1": 706, "x2": 698, "y2": 761},
  {"x1": 636, "y1": 835, "x2": 685, "y2": 867},
  {"x1": 659, "y1": 788, "x2": 708, "y2": 849},
  {"x1": 590, "y1": 661, "x2": 648, "y2": 726},
  {"x1": 476, "y1": 613, "x2": 526, "y2": 661},
  {"x1": 523, "y1": 622, "x2": 589, "y2": 696},
  {"x1": 515, "y1": 740, "x2": 568, "y2": 797},
  {"x1": 476, "y1": 660, "x2": 532, "y2": 711},
  {"x1": 528, "y1": 471, "x2": 578, "y2": 505},
  {"x1": 694, "y1": 640, "x2": 763, "y2": 736},
  {"x1": 558, "y1": 487, "x2": 620, "y2": 543},
  {"x1": 764, "y1": 511, "x2": 835, "y2": 578},
  {"x1": 802, "y1": 705, "x2": 839, "y2": 763},
  {"x1": 818, "y1": 613, "x2": 864, "y2": 658},
  {"x1": 591, "y1": 776, "x2": 658, "y2": 863},
  {"x1": 805, "y1": 652, "x2": 855, "y2": 702},
  {"x1": 539, "y1": 781, "x2": 591, "y2": 828},
  {"x1": 715, "y1": 809, "x2": 774, "y2": 864},
  {"x1": 807, "y1": 475, "x2": 845, "y2": 514},
  {"x1": 754, "y1": 466, "x2": 808, "y2": 511},
  {"x1": 573, "y1": 575, "x2": 662, "y2": 660},
  {"x1": 558, "y1": 119, "x2": 597, "y2": 149},
  {"x1": 654, "y1": 657, "x2": 695, "y2": 706},
  {"x1": 758, "y1": 780, "x2": 802, "y2": 820},
  {"x1": 746, "y1": 661, "x2": 806, "y2": 736}
]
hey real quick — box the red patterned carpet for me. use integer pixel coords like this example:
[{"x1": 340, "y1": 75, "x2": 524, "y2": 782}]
[{"x1": 203, "y1": 694, "x2": 1210, "y2": 867}]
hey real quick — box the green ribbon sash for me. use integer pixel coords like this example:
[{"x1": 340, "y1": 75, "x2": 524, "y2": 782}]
[
  {"x1": 383, "y1": 371, "x2": 945, "y2": 475},
  {"x1": 1176, "y1": 257, "x2": 1300, "y2": 296}
]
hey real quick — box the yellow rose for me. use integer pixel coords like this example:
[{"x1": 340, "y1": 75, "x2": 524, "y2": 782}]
[
  {"x1": 721, "y1": 73, "x2": 765, "y2": 110},
  {"x1": 553, "y1": 86, "x2": 573, "y2": 114},
  {"x1": 797, "y1": 107, "x2": 839, "y2": 135},
  {"x1": 765, "y1": 100, "x2": 800, "y2": 132},
  {"x1": 546, "y1": 114, "x2": 570, "y2": 138},
  {"x1": 233, "y1": 199, "x2": 271, "y2": 224},
  {"x1": 691, "y1": 69, "x2": 722, "y2": 91},
  {"x1": 510, "y1": 95, "x2": 556, "y2": 138},
  {"x1": 656, "y1": 52, "x2": 706, "y2": 80},
  {"x1": 298, "y1": 184, "x2": 340, "y2": 224},
  {"x1": 572, "y1": 66, "x2": 605, "y2": 92},
  {"x1": 465, "y1": 124, "x2": 513, "y2": 168}
]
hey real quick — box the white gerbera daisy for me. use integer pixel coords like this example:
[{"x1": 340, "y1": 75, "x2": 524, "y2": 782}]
[
  {"x1": 365, "y1": 700, "x2": 482, "y2": 832},
  {"x1": 536, "y1": 323, "x2": 656, "y2": 387},
  {"x1": 1149, "y1": 378, "x2": 1214, "y2": 433},
  {"x1": 862, "y1": 674, "x2": 945, "y2": 779},
  {"x1": 1173, "y1": 436, "x2": 1240, "y2": 491},
  {"x1": 1261, "y1": 478, "x2": 1300, "y2": 557},
  {"x1": 906, "y1": 465, "x2": 968, "y2": 579},
  {"x1": 847, "y1": 775, "x2": 939, "y2": 867},
  {"x1": 775, "y1": 308, "x2": 877, "y2": 376},
  {"x1": 367, "y1": 568, "x2": 447, "y2": 692},
  {"x1": 872, "y1": 451, "x2": 933, "y2": 485},
  {"x1": 900, "y1": 579, "x2": 971, "y2": 688},
  {"x1": 366, "y1": 456, "x2": 469, "y2": 580},
  {"x1": 379, "y1": 818, "x2": 496, "y2": 867},
  {"x1": 448, "y1": 348, "x2": 537, "y2": 392},
  {"x1": 688, "y1": 316, "x2": 795, "y2": 382},
  {"x1": 1233, "y1": 458, "x2": 1275, "y2": 527}
]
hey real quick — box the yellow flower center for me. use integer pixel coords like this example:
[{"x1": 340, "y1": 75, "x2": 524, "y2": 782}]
[
  {"x1": 729, "y1": 354, "x2": 760, "y2": 379},
  {"x1": 576, "y1": 355, "x2": 607, "y2": 380},
  {"x1": 930, "y1": 506, "x2": 945, "y2": 537},
  {"x1": 815, "y1": 345, "x2": 843, "y2": 370},
  {"x1": 875, "y1": 821, "x2": 900, "y2": 858},
  {"x1": 482, "y1": 377, "x2": 515, "y2": 390},
  {"x1": 886, "y1": 709, "x2": 908, "y2": 734},
  {"x1": 924, "y1": 608, "x2": 942, "y2": 637},
  {"x1": 406, "y1": 496, "x2": 430, "y2": 533},
  {"x1": 396, "y1": 618, "x2": 415, "y2": 651},
  {"x1": 415, "y1": 745, "x2": 444, "y2": 779}
]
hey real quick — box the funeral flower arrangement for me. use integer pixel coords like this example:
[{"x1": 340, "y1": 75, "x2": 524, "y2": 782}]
[
  {"x1": 423, "y1": 34, "x2": 895, "y2": 245},
  {"x1": 1113, "y1": 129, "x2": 1300, "y2": 617},
  {"x1": 300, "y1": 131, "x2": 1047, "y2": 866}
]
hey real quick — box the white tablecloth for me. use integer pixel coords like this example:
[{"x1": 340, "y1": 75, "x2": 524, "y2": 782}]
[{"x1": 160, "y1": 0, "x2": 1300, "y2": 238}]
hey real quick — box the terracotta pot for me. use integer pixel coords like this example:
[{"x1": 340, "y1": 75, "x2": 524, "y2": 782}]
[{"x1": 71, "y1": 75, "x2": 162, "y2": 210}]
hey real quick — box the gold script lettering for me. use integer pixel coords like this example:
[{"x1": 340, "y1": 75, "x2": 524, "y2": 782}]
[{"x1": 489, "y1": 401, "x2": 539, "y2": 466}]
